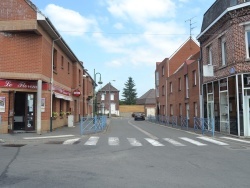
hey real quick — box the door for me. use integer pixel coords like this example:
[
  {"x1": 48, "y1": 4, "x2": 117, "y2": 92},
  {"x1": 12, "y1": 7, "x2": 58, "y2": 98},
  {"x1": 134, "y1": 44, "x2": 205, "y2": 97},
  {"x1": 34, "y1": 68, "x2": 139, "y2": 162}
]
[
  {"x1": 25, "y1": 93, "x2": 35, "y2": 131},
  {"x1": 244, "y1": 96, "x2": 250, "y2": 136},
  {"x1": 8, "y1": 91, "x2": 15, "y2": 131}
]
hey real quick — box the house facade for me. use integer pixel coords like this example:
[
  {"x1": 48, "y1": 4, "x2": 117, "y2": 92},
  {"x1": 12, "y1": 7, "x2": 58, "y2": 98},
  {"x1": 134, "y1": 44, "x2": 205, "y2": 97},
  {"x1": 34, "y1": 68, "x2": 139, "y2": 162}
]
[
  {"x1": 136, "y1": 89, "x2": 156, "y2": 117},
  {"x1": 96, "y1": 83, "x2": 120, "y2": 116},
  {"x1": 167, "y1": 52, "x2": 201, "y2": 127},
  {"x1": 197, "y1": 0, "x2": 250, "y2": 137},
  {"x1": 155, "y1": 38, "x2": 200, "y2": 117},
  {"x1": 0, "y1": 0, "x2": 94, "y2": 134}
]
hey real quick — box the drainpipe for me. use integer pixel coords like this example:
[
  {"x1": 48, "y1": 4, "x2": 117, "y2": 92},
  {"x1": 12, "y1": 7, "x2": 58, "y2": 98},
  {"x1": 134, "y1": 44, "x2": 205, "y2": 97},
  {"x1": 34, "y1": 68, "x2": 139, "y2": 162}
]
[
  {"x1": 50, "y1": 36, "x2": 61, "y2": 132},
  {"x1": 199, "y1": 46, "x2": 203, "y2": 118}
]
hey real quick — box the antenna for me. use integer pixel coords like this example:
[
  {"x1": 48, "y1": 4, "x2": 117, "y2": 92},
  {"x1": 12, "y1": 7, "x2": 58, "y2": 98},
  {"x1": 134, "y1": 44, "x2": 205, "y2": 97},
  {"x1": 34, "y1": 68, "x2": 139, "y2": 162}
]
[{"x1": 185, "y1": 16, "x2": 196, "y2": 39}]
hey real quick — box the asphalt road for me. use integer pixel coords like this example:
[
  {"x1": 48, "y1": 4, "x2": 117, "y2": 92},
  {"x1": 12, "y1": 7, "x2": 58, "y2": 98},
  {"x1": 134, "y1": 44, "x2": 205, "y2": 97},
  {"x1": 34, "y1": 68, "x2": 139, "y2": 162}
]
[{"x1": 1, "y1": 117, "x2": 250, "y2": 188}]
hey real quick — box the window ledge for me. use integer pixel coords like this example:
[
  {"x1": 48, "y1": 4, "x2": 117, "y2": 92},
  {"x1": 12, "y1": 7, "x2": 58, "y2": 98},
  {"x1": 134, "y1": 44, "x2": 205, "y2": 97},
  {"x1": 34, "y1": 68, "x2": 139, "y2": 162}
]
[{"x1": 245, "y1": 58, "x2": 250, "y2": 62}]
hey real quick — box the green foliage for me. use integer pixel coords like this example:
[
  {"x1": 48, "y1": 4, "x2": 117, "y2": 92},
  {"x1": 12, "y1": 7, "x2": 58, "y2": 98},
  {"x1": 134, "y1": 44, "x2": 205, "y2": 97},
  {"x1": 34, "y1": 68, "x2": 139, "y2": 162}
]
[{"x1": 122, "y1": 77, "x2": 137, "y2": 105}]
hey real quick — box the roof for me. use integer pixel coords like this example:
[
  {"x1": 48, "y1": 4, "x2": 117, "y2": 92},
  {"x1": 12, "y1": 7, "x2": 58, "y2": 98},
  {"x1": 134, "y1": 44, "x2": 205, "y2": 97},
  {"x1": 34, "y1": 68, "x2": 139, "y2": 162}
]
[
  {"x1": 98, "y1": 83, "x2": 119, "y2": 92},
  {"x1": 136, "y1": 89, "x2": 156, "y2": 105}
]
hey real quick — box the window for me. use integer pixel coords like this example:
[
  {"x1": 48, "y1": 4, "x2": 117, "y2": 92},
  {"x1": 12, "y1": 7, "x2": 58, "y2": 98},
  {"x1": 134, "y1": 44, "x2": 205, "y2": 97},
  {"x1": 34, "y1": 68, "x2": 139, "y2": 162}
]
[
  {"x1": 156, "y1": 72, "x2": 159, "y2": 86},
  {"x1": 110, "y1": 93, "x2": 114, "y2": 100},
  {"x1": 194, "y1": 102, "x2": 198, "y2": 117},
  {"x1": 185, "y1": 75, "x2": 189, "y2": 98},
  {"x1": 61, "y1": 56, "x2": 64, "y2": 69},
  {"x1": 68, "y1": 62, "x2": 70, "y2": 74},
  {"x1": 101, "y1": 94, "x2": 105, "y2": 101},
  {"x1": 186, "y1": 103, "x2": 189, "y2": 119},
  {"x1": 246, "y1": 26, "x2": 250, "y2": 58},
  {"x1": 221, "y1": 36, "x2": 227, "y2": 66},
  {"x1": 170, "y1": 82, "x2": 173, "y2": 93},
  {"x1": 178, "y1": 78, "x2": 181, "y2": 91},
  {"x1": 170, "y1": 104, "x2": 173, "y2": 116},
  {"x1": 162, "y1": 66, "x2": 164, "y2": 76},
  {"x1": 156, "y1": 87, "x2": 159, "y2": 97},
  {"x1": 208, "y1": 45, "x2": 213, "y2": 65},
  {"x1": 192, "y1": 70, "x2": 196, "y2": 86},
  {"x1": 53, "y1": 49, "x2": 57, "y2": 70},
  {"x1": 179, "y1": 103, "x2": 182, "y2": 116},
  {"x1": 162, "y1": 85, "x2": 165, "y2": 96}
]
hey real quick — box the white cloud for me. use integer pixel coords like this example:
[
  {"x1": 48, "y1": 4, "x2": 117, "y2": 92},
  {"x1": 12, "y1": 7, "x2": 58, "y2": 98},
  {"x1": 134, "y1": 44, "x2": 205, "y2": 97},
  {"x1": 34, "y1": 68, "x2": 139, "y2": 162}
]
[
  {"x1": 106, "y1": 60, "x2": 123, "y2": 67},
  {"x1": 44, "y1": 4, "x2": 99, "y2": 36},
  {"x1": 113, "y1": 23, "x2": 124, "y2": 30},
  {"x1": 107, "y1": 0, "x2": 176, "y2": 23}
]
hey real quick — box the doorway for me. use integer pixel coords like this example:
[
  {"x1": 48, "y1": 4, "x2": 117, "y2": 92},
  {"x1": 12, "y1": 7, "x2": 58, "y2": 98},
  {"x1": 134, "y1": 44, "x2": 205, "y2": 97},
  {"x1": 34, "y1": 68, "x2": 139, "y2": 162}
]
[
  {"x1": 244, "y1": 96, "x2": 250, "y2": 136},
  {"x1": 13, "y1": 92, "x2": 35, "y2": 131}
]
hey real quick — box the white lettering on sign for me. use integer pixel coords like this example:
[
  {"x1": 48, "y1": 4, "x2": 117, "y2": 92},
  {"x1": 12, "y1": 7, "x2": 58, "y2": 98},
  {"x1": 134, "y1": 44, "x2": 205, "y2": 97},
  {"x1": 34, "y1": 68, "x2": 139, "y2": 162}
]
[
  {"x1": 247, "y1": 77, "x2": 250, "y2": 85},
  {"x1": 4, "y1": 81, "x2": 13, "y2": 87}
]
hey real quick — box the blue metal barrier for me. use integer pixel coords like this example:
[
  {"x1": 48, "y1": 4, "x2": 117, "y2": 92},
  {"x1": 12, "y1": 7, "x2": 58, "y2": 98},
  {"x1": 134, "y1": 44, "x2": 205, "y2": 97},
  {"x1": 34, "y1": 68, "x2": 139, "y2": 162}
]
[
  {"x1": 80, "y1": 115, "x2": 107, "y2": 135},
  {"x1": 171, "y1": 116, "x2": 177, "y2": 127},
  {"x1": 181, "y1": 116, "x2": 188, "y2": 130},
  {"x1": 194, "y1": 117, "x2": 214, "y2": 136}
]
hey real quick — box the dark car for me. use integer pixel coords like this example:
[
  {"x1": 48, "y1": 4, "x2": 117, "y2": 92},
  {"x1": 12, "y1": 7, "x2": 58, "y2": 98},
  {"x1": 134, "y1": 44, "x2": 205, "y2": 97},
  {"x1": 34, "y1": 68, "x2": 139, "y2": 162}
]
[{"x1": 134, "y1": 112, "x2": 145, "y2": 121}]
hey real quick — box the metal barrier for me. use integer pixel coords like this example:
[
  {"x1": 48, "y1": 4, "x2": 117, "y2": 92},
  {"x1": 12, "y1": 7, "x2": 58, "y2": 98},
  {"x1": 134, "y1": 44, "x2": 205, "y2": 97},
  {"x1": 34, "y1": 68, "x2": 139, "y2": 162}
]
[
  {"x1": 181, "y1": 116, "x2": 188, "y2": 130},
  {"x1": 171, "y1": 116, "x2": 177, "y2": 127},
  {"x1": 194, "y1": 117, "x2": 214, "y2": 136},
  {"x1": 80, "y1": 115, "x2": 107, "y2": 135}
]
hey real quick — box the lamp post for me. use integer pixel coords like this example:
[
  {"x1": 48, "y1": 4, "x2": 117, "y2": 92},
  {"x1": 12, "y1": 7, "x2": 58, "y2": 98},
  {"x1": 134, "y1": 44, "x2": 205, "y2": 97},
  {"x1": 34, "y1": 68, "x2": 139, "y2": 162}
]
[
  {"x1": 109, "y1": 80, "x2": 116, "y2": 118},
  {"x1": 93, "y1": 69, "x2": 103, "y2": 116}
]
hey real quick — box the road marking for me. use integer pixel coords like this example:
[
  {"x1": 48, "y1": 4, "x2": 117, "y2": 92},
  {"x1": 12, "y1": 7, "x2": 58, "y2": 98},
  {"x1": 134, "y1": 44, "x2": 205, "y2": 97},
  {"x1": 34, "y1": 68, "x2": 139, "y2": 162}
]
[
  {"x1": 84, "y1": 136, "x2": 99, "y2": 145},
  {"x1": 23, "y1": 135, "x2": 75, "y2": 140},
  {"x1": 109, "y1": 137, "x2": 120, "y2": 146},
  {"x1": 145, "y1": 138, "x2": 164, "y2": 146},
  {"x1": 197, "y1": 137, "x2": 228, "y2": 146},
  {"x1": 63, "y1": 138, "x2": 80, "y2": 145},
  {"x1": 163, "y1": 138, "x2": 185, "y2": 146},
  {"x1": 179, "y1": 137, "x2": 207, "y2": 146},
  {"x1": 128, "y1": 121, "x2": 158, "y2": 139},
  {"x1": 220, "y1": 137, "x2": 250, "y2": 144},
  {"x1": 127, "y1": 138, "x2": 142, "y2": 146}
]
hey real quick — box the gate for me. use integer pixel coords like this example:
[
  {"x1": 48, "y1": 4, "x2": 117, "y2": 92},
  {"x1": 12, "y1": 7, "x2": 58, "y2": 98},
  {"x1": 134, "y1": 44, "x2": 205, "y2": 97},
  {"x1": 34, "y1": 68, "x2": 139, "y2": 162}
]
[{"x1": 80, "y1": 115, "x2": 107, "y2": 135}]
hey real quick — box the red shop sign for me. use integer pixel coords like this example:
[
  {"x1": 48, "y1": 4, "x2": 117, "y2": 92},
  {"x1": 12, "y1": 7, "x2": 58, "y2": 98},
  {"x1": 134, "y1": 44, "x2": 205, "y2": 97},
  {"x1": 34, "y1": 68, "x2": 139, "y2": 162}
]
[
  {"x1": 0, "y1": 79, "x2": 49, "y2": 90},
  {"x1": 73, "y1": 89, "x2": 81, "y2": 97}
]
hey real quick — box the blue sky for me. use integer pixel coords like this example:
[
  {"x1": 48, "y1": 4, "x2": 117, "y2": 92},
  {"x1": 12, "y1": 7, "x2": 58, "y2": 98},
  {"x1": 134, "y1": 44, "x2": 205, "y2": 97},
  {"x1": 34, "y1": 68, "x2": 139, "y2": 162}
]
[{"x1": 31, "y1": 0, "x2": 215, "y2": 98}]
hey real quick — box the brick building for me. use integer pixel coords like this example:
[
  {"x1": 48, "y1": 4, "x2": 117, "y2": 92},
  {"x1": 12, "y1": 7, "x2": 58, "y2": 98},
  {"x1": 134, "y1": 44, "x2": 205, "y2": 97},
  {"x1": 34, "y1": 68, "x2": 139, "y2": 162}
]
[
  {"x1": 96, "y1": 83, "x2": 120, "y2": 116},
  {"x1": 155, "y1": 38, "x2": 200, "y2": 117},
  {"x1": 197, "y1": 0, "x2": 250, "y2": 137},
  {"x1": 167, "y1": 52, "x2": 201, "y2": 127},
  {"x1": 0, "y1": 0, "x2": 94, "y2": 134}
]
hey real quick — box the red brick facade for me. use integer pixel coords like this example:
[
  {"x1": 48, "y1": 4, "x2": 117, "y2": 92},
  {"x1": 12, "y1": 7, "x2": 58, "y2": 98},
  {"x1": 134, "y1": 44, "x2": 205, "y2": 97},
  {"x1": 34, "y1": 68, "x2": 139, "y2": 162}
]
[{"x1": 0, "y1": 0, "x2": 94, "y2": 133}]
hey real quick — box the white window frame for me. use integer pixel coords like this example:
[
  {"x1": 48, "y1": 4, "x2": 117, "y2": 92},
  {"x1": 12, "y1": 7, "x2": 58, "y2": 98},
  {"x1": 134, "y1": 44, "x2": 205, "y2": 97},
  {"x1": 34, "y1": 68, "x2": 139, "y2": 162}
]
[
  {"x1": 221, "y1": 36, "x2": 227, "y2": 66},
  {"x1": 110, "y1": 93, "x2": 114, "y2": 100},
  {"x1": 208, "y1": 46, "x2": 213, "y2": 65},
  {"x1": 185, "y1": 75, "x2": 189, "y2": 98},
  {"x1": 101, "y1": 94, "x2": 105, "y2": 101},
  {"x1": 245, "y1": 25, "x2": 250, "y2": 59}
]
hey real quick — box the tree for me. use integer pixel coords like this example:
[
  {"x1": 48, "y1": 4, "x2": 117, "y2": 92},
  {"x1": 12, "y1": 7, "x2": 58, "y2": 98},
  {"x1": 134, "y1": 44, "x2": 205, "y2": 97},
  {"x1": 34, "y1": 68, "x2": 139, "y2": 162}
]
[{"x1": 122, "y1": 77, "x2": 137, "y2": 105}]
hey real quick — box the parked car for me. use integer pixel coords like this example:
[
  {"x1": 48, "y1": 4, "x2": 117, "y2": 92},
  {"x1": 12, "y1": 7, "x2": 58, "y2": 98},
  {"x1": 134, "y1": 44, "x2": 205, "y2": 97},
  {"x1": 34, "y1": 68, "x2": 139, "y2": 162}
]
[{"x1": 134, "y1": 112, "x2": 145, "y2": 121}]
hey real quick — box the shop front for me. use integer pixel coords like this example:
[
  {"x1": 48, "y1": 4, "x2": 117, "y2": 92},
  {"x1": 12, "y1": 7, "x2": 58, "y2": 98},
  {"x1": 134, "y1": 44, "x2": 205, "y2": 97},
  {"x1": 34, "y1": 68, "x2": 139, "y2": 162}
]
[
  {"x1": 0, "y1": 79, "x2": 49, "y2": 133},
  {"x1": 203, "y1": 74, "x2": 250, "y2": 137}
]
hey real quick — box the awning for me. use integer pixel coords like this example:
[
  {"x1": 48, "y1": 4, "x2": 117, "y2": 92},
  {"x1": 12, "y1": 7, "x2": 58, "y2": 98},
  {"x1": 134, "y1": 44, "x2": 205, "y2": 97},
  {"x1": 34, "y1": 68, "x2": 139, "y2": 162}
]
[{"x1": 54, "y1": 93, "x2": 73, "y2": 101}]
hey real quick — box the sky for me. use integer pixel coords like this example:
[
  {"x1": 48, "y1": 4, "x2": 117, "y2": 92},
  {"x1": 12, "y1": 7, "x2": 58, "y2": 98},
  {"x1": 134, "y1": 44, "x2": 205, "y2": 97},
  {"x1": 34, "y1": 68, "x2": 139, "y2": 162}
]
[{"x1": 31, "y1": 0, "x2": 215, "y2": 99}]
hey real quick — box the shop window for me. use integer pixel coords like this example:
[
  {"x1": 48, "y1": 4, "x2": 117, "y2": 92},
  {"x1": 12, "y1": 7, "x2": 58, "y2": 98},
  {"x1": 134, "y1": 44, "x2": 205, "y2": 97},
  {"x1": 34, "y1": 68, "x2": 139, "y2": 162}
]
[
  {"x1": 221, "y1": 36, "x2": 227, "y2": 66},
  {"x1": 53, "y1": 49, "x2": 57, "y2": 70}
]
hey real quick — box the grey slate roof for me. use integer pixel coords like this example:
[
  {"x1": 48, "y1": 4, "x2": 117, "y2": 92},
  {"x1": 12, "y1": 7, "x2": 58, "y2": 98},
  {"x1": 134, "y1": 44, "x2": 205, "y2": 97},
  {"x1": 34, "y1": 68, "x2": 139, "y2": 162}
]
[{"x1": 136, "y1": 89, "x2": 156, "y2": 105}]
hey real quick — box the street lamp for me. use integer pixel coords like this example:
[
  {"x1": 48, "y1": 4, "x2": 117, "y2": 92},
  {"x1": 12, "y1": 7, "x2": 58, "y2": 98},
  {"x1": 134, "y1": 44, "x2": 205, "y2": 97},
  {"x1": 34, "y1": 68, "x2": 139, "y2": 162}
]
[
  {"x1": 93, "y1": 69, "x2": 103, "y2": 116},
  {"x1": 109, "y1": 80, "x2": 116, "y2": 118}
]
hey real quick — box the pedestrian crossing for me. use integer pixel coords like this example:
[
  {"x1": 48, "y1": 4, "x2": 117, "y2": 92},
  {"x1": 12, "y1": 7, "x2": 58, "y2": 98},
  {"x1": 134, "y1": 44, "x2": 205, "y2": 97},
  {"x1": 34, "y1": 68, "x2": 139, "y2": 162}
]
[{"x1": 60, "y1": 136, "x2": 231, "y2": 147}]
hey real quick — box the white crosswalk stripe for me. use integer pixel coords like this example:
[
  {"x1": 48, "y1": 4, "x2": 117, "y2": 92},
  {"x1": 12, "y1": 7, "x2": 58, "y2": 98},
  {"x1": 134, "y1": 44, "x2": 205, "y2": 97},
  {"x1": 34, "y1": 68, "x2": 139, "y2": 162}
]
[
  {"x1": 145, "y1": 138, "x2": 164, "y2": 146},
  {"x1": 179, "y1": 137, "x2": 207, "y2": 146},
  {"x1": 220, "y1": 137, "x2": 250, "y2": 144},
  {"x1": 127, "y1": 138, "x2": 142, "y2": 146},
  {"x1": 197, "y1": 137, "x2": 228, "y2": 146},
  {"x1": 109, "y1": 137, "x2": 120, "y2": 146},
  {"x1": 63, "y1": 138, "x2": 80, "y2": 145},
  {"x1": 163, "y1": 138, "x2": 185, "y2": 146},
  {"x1": 84, "y1": 136, "x2": 99, "y2": 145}
]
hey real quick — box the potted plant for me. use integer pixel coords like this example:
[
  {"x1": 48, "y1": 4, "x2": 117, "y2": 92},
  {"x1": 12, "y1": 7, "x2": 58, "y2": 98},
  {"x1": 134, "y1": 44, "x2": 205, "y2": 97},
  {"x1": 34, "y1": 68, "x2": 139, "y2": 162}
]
[
  {"x1": 52, "y1": 112, "x2": 58, "y2": 119},
  {"x1": 60, "y1": 111, "x2": 65, "y2": 118}
]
